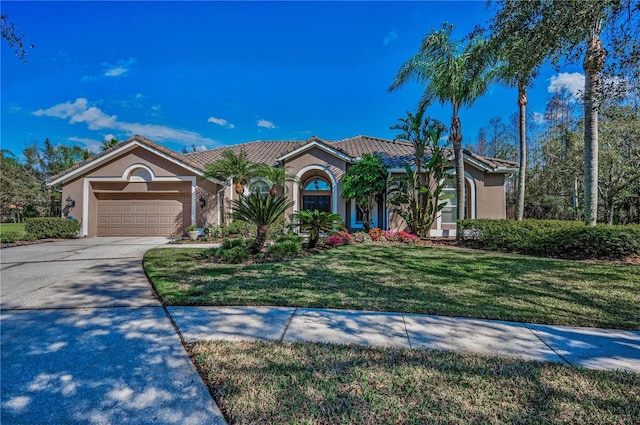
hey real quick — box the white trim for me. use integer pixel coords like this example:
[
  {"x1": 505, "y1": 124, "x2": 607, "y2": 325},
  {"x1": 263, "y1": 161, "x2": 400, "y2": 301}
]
[
  {"x1": 122, "y1": 163, "x2": 155, "y2": 181},
  {"x1": 430, "y1": 228, "x2": 456, "y2": 237},
  {"x1": 278, "y1": 140, "x2": 354, "y2": 163},
  {"x1": 48, "y1": 139, "x2": 223, "y2": 186},
  {"x1": 80, "y1": 174, "x2": 197, "y2": 237},
  {"x1": 436, "y1": 171, "x2": 476, "y2": 230},
  {"x1": 293, "y1": 164, "x2": 338, "y2": 215}
]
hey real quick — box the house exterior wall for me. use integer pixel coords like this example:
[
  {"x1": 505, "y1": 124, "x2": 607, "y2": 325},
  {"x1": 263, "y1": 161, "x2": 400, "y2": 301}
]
[{"x1": 59, "y1": 146, "x2": 221, "y2": 237}]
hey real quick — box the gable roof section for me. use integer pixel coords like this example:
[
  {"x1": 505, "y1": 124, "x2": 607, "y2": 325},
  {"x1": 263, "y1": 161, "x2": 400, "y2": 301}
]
[
  {"x1": 183, "y1": 140, "x2": 304, "y2": 169},
  {"x1": 277, "y1": 136, "x2": 354, "y2": 163},
  {"x1": 48, "y1": 135, "x2": 222, "y2": 186}
]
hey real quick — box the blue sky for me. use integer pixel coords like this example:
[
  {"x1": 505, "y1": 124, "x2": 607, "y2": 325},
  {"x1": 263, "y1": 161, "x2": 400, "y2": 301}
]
[{"x1": 1, "y1": 1, "x2": 585, "y2": 157}]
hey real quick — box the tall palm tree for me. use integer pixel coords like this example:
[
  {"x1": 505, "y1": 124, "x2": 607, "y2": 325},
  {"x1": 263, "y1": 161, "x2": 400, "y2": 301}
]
[
  {"x1": 203, "y1": 149, "x2": 255, "y2": 195},
  {"x1": 292, "y1": 210, "x2": 344, "y2": 249},
  {"x1": 390, "y1": 23, "x2": 492, "y2": 236},
  {"x1": 231, "y1": 192, "x2": 293, "y2": 254}
]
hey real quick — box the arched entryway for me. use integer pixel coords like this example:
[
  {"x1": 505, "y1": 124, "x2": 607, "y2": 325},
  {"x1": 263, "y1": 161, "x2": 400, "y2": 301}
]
[
  {"x1": 293, "y1": 165, "x2": 338, "y2": 215},
  {"x1": 301, "y1": 177, "x2": 332, "y2": 212}
]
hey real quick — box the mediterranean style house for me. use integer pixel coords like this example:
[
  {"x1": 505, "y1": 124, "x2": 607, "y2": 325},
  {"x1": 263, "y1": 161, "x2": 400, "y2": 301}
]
[{"x1": 49, "y1": 134, "x2": 517, "y2": 238}]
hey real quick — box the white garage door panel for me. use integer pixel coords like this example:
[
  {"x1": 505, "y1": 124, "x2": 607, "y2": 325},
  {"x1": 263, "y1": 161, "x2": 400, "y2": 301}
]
[{"x1": 96, "y1": 194, "x2": 188, "y2": 237}]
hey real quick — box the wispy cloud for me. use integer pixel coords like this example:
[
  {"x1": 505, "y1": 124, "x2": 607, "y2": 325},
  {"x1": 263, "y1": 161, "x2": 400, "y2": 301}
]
[
  {"x1": 548, "y1": 72, "x2": 584, "y2": 101},
  {"x1": 208, "y1": 116, "x2": 235, "y2": 129},
  {"x1": 104, "y1": 58, "x2": 137, "y2": 77},
  {"x1": 257, "y1": 119, "x2": 276, "y2": 129},
  {"x1": 383, "y1": 30, "x2": 397, "y2": 46},
  {"x1": 68, "y1": 136, "x2": 102, "y2": 153},
  {"x1": 33, "y1": 98, "x2": 217, "y2": 146}
]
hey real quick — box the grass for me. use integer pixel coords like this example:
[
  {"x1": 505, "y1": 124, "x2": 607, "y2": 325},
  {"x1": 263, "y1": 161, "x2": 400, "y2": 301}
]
[
  {"x1": 0, "y1": 223, "x2": 25, "y2": 235},
  {"x1": 193, "y1": 340, "x2": 640, "y2": 425},
  {"x1": 144, "y1": 243, "x2": 640, "y2": 329}
]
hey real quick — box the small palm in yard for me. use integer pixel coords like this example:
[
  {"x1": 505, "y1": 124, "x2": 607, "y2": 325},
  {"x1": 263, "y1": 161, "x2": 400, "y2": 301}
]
[
  {"x1": 232, "y1": 192, "x2": 293, "y2": 254},
  {"x1": 292, "y1": 210, "x2": 344, "y2": 249}
]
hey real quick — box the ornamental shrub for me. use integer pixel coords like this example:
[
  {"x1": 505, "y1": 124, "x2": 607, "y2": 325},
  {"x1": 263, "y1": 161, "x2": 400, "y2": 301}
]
[
  {"x1": 276, "y1": 232, "x2": 303, "y2": 244},
  {"x1": 265, "y1": 240, "x2": 302, "y2": 259},
  {"x1": 216, "y1": 246, "x2": 251, "y2": 263},
  {"x1": 0, "y1": 231, "x2": 37, "y2": 243},
  {"x1": 351, "y1": 232, "x2": 372, "y2": 243},
  {"x1": 459, "y1": 219, "x2": 640, "y2": 260},
  {"x1": 25, "y1": 217, "x2": 80, "y2": 239},
  {"x1": 368, "y1": 228, "x2": 382, "y2": 241},
  {"x1": 325, "y1": 234, "x2": 345, "y2": 247}
]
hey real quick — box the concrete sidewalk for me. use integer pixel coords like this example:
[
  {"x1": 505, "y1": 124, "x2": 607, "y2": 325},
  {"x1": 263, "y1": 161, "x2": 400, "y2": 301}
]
[{"x1": 168, "y1": 306, "x2": 640, "y2": 374}]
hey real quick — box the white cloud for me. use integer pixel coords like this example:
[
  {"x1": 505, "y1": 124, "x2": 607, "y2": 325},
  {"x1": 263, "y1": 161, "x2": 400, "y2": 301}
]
[
  {"x1": 383, "y1": 30, "x2": 397, "y2": 46},
  {"x1": 207, "y1": 116, "x2": 235, "y2": 129},
  {"x1": 532, "y1": 112, "x2": 545, "y2": 124},
  {"x1": 68, "y1": 136, "x2": 102, "y2": 153},
  {"x1": 33, "y1": 98, "x2": 217, "y2": 146},
  {"x1": 257, "y1": 119, "x2": 276, "y2": 129},
  {"x1": 33, "y1": 98, "x2": 89, "y2": 119},
  {"x1": 104, "y1": 58, "x2": 137, "y2": 78},
  {"x1": 548, "y1": 72, "x2": 585, "y2": 101},
  {"x1": 104, "y1": 134, "x2": 115, "y2": 141}
]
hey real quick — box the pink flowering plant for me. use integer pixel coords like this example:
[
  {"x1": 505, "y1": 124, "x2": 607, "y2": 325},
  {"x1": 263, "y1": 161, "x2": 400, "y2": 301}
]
[{"x1": 324, "y1": 231, "x2": 352, "y2": 248}]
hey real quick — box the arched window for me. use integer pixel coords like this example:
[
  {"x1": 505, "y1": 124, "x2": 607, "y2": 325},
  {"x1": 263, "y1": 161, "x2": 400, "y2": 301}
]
[
  {"x1": 250, "y1": 180, "x2": 270, "y2": 195},
  {"x1": 129, "y1": 168, "x2": 153, "y2": 182},
  {"x1": 302, "y1": 177, "x2": 331, "y2": 212},
  {"x1": 304, "y1": 178, "x2": 331, "y2": 191}
]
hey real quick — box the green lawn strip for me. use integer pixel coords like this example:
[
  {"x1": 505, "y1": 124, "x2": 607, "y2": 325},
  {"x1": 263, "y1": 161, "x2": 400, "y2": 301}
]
[
  {"x1": 193, "y1": 340, "x2": 640, "y2": 425},
  {"x1": 0, "y1": 223, "x2": 26, "y2": 235},
  {"x1": 143, "y1": 244, "x2": 640, "y2": 329}
]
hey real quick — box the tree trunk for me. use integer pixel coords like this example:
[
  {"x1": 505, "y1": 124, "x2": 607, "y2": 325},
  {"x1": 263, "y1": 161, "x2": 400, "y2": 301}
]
[
  {"x1": 250, "y1": 225, "x2": 269, "y2": 254},
  {"x1": 451, "y1": 103, "x2": 465, "y2": 240},
  {"x1": 516, "y1": 82, "x2": 527, "y2": 221},
  {"x1": 583, "y1": 24, "x2": 604, "y2": 227}
]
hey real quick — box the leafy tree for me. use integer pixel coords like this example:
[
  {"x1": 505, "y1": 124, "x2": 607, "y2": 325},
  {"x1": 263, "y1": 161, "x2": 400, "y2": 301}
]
[
  {"x1": 203, "y1": 149, "x2": 255, "y2": 195},
  {"x1": 1, "y1": 14, "x2": 34, "y2": 63},
  {"x1": 487, "y1": 0, "x2": 640, "y2": 225},
  {"x1": 387, "y1": 110, "x2": 451, "y2": 237},
  {"x1": 390, "y1": 23, "x2": 493, "y2": 237},
  {"x1": 341, "y1": 153, "x2": 387, "y2": 232},
  {"x1": 292, "y1": 210, "x2": 344, "y2": 249},
  {"x1": 101, "y1": 138, "x2": 119, "y2": 151},
  {"x1": 231, "y1": 192, "x2": 293, "y2": 254}
]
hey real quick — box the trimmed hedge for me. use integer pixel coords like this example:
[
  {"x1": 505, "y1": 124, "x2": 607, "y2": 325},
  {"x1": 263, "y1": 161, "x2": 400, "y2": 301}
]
[
  {"x1": 24, "y1": 217, "x2": 80, "y2": 239},
  {"x1": 459, "y1": 219, "x2": 640, "y2": 260}
]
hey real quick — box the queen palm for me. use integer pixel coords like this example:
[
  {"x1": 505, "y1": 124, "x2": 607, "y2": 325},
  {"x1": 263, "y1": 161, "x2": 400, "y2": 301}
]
[
  {"x1": 253, "y1": 163, "x2": 297, "y2": 196},
  {"x1": 231, "y1": 192, "x2": 293, "y2": 254},
  {"x1": 390, "y1": 23, "x2": 492, "y2": 236},
  {"x1": 203, "y1": 149, "x2": 255, "y2": 195}
]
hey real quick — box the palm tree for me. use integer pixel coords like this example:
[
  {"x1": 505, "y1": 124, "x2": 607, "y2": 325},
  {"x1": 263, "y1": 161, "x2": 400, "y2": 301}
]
[
  {"x1": 253, "y1": 163, "x2": 297, "y2": 196},
  {"x1": 231, "y1": 192, "x2": 293, "y2": 254},
  {"x1": 203, "y1": 149, "x2": 255, "y2": 195},
  {"x1": 390, "y1": 23, "x2": 492, "y2": 236},
  {"x1": 292, "y1": 210, "x2": 344, "y2": 249}
]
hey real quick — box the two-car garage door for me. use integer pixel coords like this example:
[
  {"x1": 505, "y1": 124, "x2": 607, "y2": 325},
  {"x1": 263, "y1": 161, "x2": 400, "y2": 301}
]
[{"x1": 96, "y1": 193, "x2": 189, "y2": 237}]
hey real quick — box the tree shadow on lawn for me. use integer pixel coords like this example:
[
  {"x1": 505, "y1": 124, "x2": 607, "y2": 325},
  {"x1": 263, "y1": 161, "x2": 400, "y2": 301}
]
[{"x1": 194, "y1": 340, "x2": 640, "y2": 424}]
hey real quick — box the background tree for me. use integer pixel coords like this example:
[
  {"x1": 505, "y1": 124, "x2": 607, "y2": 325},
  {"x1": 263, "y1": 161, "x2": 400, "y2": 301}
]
[
  {"x1": 488, "y1": 0, "x2": 640, "y2": 225},
  {"x1": 388, "y1": 111, "x2": 451, "y2": 237},
  {"x1": 341, "y1": 153, "x2": 387, "y2": 232},
  {"x1": 101, "y1": 138, "x2": 120, "y2": 151},
  {"x1": 1, "y1": 14, "x2": 34, "y2": 63},
  {"x1": 390, "y1": 23, "x2": 493, "y2": 236},
  {"x1": 231, "y1": 192, "x2": 293, "y2": 254}
]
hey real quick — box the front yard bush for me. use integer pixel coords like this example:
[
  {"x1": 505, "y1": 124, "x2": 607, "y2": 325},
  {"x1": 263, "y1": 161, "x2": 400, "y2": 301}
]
[
  {"x1": 24, "y1": 217, "x2": 80, "y2": 239},
  {"x1": 459, "y1": 219, "x2": 640, "y2": 260},
  {"x1": 265, "y1": 240, "x2": 302, "y2": 258}
]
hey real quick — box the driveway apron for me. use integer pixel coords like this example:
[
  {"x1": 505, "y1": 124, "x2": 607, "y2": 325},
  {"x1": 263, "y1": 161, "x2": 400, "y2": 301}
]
[{"x1": 1, "y1": 238, "x2": 226, "y2": 425}]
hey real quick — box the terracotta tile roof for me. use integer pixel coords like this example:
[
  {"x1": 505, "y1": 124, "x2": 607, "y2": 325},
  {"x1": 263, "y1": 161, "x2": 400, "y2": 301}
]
[
  {"x1": 48, "y1": 135, "x2": 207, "y2": 184},
  {"x1": 184, "y1": 134, "x2": 517, "y2": 171}
]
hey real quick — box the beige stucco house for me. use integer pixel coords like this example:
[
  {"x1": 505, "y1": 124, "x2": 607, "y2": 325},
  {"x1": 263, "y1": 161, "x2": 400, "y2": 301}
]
[{"x1": 49, "y1": 134, "x2": 516, "y2": 238}]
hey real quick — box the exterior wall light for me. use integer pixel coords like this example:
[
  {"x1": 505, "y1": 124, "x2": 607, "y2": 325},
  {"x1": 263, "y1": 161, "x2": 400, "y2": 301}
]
[
  {"x1": 199, "y1": 196, "x2": 206, "y2": 208},
  {"x1": 66, "y1": 196, "x2": 76, "y2": 208}
]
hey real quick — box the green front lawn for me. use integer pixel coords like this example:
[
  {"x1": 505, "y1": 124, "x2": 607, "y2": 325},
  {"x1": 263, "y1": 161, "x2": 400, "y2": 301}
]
[
  {"x1": 0, "y1": 223, "x2": 25, "y2": 235},
  {"x1": 194, "y1": 340, "x2": 640, "y2": 425},
  {"x1": 144, "y1": 243, "x2": 640, "y2": 329}
]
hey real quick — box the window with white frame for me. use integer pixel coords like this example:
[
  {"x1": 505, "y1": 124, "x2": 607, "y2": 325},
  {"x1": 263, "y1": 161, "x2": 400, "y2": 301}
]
[
  {"x1": 441, "y1": 180, "x2": 457, "y2": 224},
  {"x1": 250, "y1": 180, "x2": 270, "y2": 195}
]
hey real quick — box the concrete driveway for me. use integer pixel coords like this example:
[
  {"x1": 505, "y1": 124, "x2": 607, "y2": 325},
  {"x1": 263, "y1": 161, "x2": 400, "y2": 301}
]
[{"x1": 1, "y1": 238, "x2": 226, "y2": 425}]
